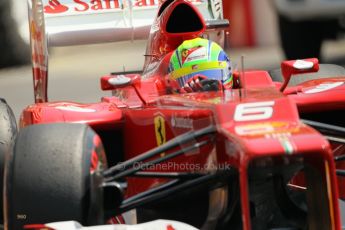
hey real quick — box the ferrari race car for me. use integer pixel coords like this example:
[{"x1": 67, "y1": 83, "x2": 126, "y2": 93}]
[{"x1": 0, "y1": 0, "x2": 345, "y2": 229}]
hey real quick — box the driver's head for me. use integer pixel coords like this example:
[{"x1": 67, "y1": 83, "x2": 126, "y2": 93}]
[{"x1": 168, "y1": 38, "x2": 232, "y2": 93}]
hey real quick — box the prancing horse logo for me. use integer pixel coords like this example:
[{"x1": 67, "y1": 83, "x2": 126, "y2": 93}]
[{"x1": 154, "y1": 115, "x2": 166, "y2": 147}]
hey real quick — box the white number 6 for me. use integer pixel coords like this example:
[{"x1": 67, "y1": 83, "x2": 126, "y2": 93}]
[{"x1": 234, "y1": 101, "x2": 275, "y2": 121}]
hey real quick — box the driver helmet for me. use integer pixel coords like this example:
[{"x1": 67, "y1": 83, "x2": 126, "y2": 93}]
[{"x1": 168, "y1": 37, "x2": 233, "y2": 92}]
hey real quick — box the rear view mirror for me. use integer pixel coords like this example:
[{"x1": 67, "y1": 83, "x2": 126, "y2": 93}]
[
  {"x1": 280, "y1": 58, "x2": 319, "y2": 92},
  {"x1": 100, "y1": 74, "x2": 140, "y2": 91}
]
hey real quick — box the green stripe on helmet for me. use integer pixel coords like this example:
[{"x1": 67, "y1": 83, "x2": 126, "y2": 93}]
[
  {"x1": 170, "y1": 50, "x2": 181, "y2": 70},
  {"x1": 170, "y1": 38, "x2": 225, "y2": 71},
  {"x1": 210, "y1": 42, "x2": 223, "y2": 61},
  {"x1": 169, "y1": 38, "x2": 233, "y2": 89},
  {"x1": 170, "y1": 38, "x2": 210, "y2": 71}
]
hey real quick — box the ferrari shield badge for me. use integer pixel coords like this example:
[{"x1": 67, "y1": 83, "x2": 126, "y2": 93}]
[{"x1": 154, "y1": 114, "x2": 166, "y2": 147}]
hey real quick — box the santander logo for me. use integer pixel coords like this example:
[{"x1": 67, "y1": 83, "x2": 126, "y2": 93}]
[
  {"x1": 43, "y1": 0, "x2": 202, "y2": 14},
  {"x1": 44, "y1": 0, "x2": 69, "y2": 14}
]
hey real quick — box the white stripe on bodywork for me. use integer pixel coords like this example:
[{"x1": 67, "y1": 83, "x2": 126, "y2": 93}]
[
  {"x1": 304, "y1": 82, "x2": 344, "y2": 94},
  {"x1": 46, "y1": 219, "x2": 199, "y2": 230}
]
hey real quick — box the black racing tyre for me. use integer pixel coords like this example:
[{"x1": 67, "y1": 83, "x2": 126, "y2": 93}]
[
  {"x1": 5, "y1": 123, "x2": 107, "y2": 229},
  {"x1": 269, "y1": 64, "x2": 345, "y2": 86},
  {"x1": 278, "y1": 15, "x2": 338, "y2": 61},
  {"x1": 0, "y1": 98, "x2": 17, "y2": 223}
]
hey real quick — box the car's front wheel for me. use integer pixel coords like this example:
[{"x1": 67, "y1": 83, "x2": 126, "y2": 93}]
[{"x1": 5, "y1": 123, "x2": 107, "y2": 229}]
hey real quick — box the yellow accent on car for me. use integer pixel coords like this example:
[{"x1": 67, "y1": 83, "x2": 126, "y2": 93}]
[
  {"x1": 154, "y1": 115, "x2": 166, "y2": 147},
  {"x1": 170, "y1": 61, "x2": 227, "y2": 80}
]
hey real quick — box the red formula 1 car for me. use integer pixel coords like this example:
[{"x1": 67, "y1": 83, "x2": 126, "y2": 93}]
[{"x1": 1, "y1": 0, "x2": 345, "y2": 229}]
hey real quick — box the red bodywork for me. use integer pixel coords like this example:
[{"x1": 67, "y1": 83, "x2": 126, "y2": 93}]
[{"x1": 24, "y1": 0, "x2": 345, "y2": 229}]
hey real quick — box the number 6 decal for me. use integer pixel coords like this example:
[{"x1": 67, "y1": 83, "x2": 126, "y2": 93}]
[{"x1": 234, "y1": 101, "x2": 275, "y2": 121}]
